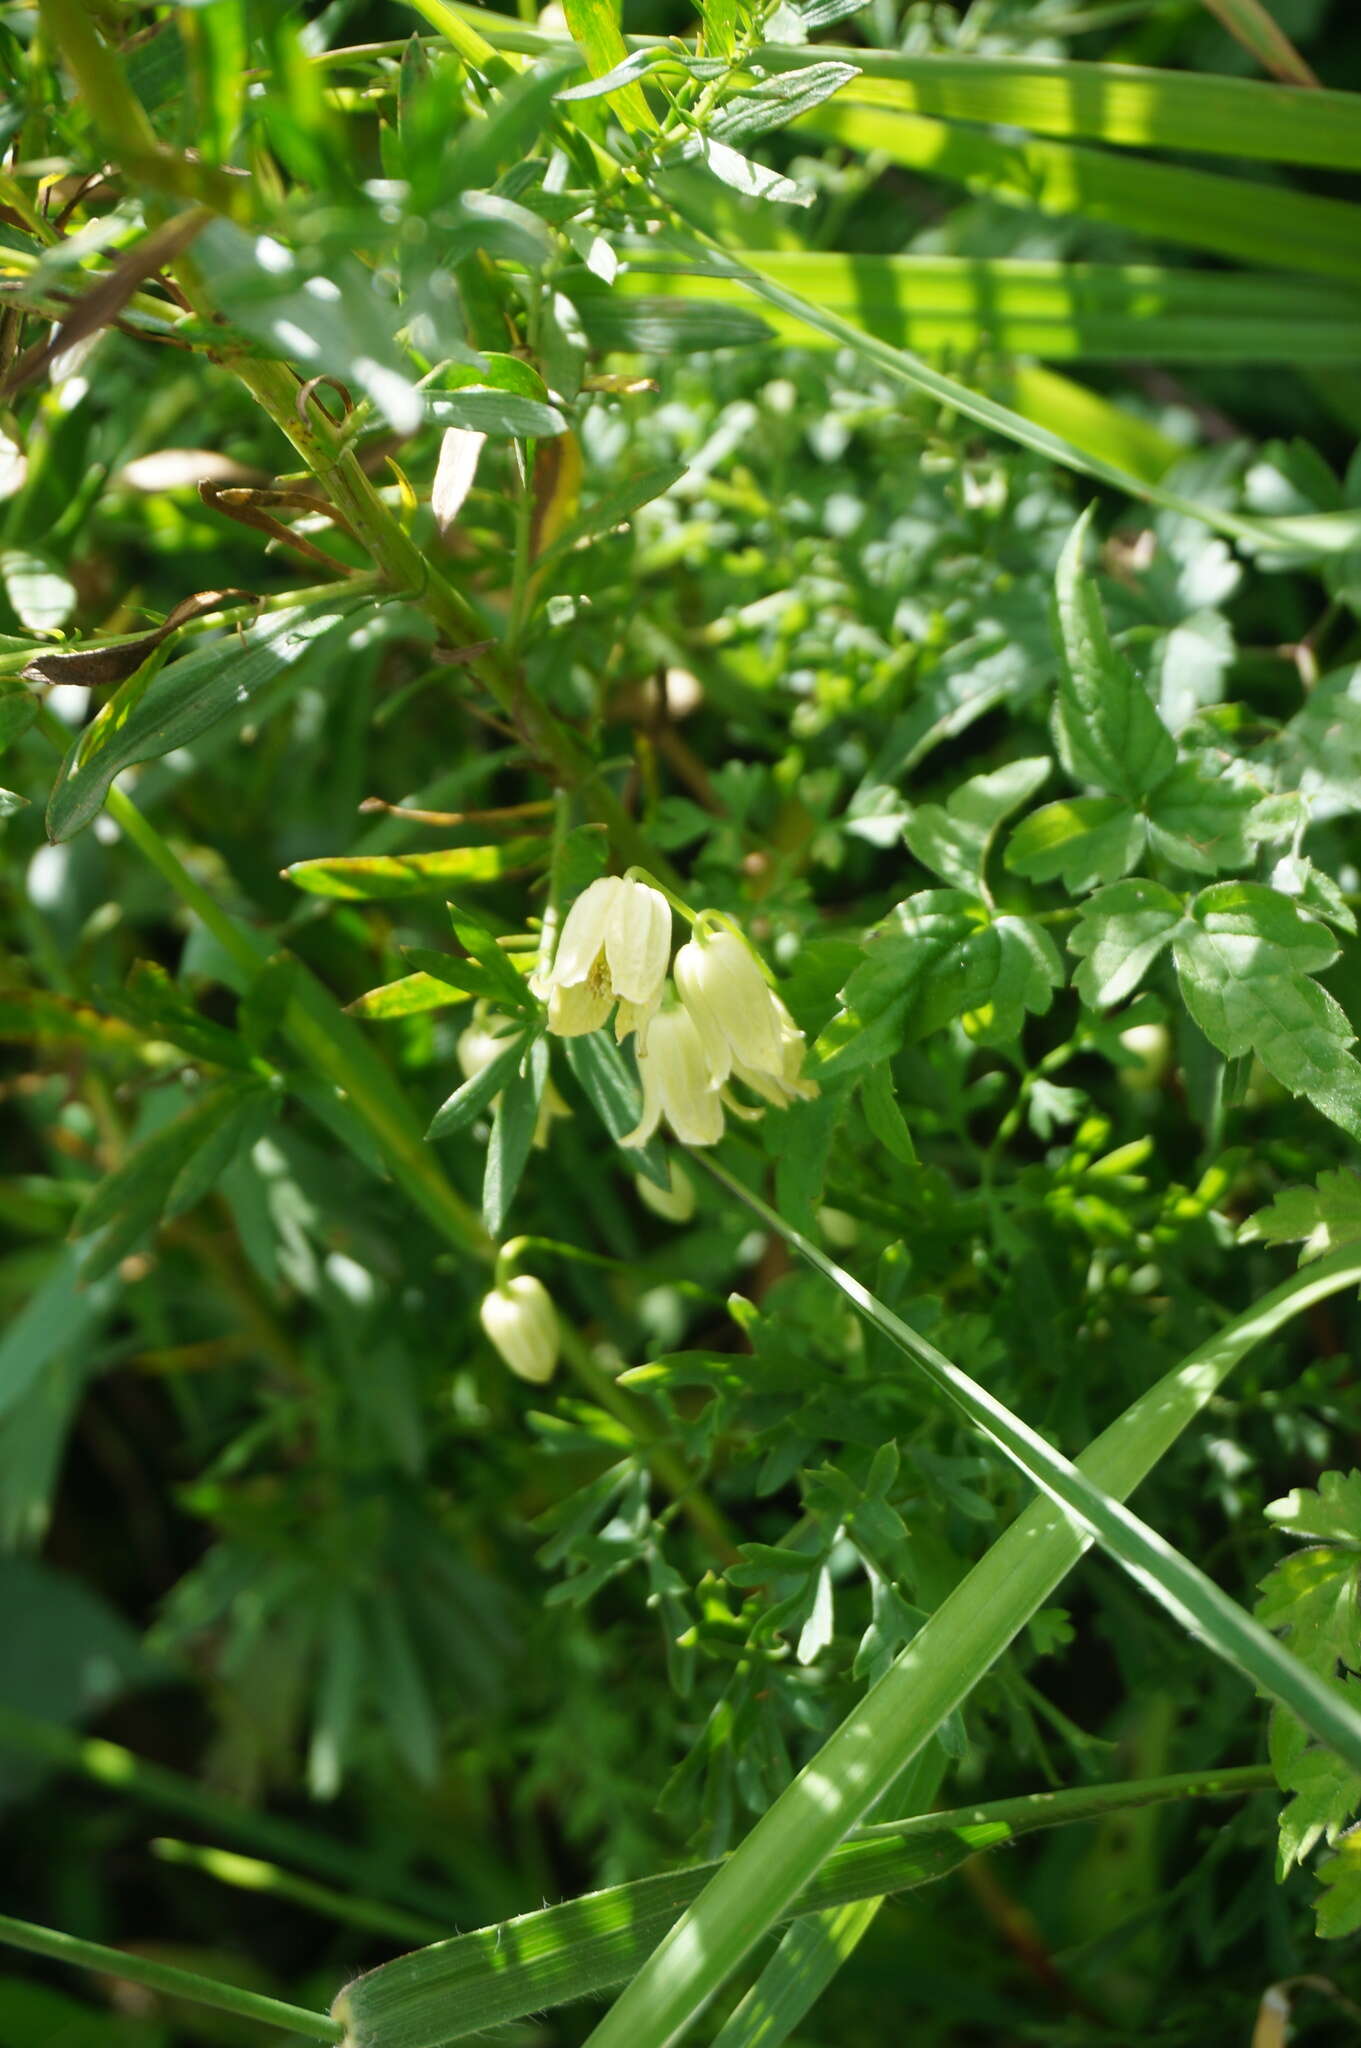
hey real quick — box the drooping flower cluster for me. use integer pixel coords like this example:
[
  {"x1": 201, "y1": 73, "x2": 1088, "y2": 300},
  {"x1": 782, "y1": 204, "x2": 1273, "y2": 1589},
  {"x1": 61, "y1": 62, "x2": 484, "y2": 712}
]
[{"x1": 536, "y1": 875, "x2": 816, "y2": 1149}]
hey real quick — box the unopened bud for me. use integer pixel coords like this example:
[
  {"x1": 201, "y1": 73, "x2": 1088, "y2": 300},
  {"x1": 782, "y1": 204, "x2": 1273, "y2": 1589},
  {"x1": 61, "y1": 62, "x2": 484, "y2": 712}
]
[{"x1": 479, "y1": 1275, "x2": 559, "y2": 1385}]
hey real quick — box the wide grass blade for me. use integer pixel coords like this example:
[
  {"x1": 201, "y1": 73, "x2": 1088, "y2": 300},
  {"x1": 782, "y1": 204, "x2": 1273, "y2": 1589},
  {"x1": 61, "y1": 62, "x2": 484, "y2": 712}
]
[
  {"x1": 760, "y1": 46, "x2": 1348, "y2": 162},
  {"x1": 334, "y1": 1768, "x2": 1270, "y2": 2046},
  {"x1": 708, "y1": 1902, "x2": 884, "y2": 2048},
  {"x1": 664, "y1": 230, "x2": 1361, "y2": 556},
  {"x1": 574, "y1": 1238, "x2": 1361, "y2": 2048},
  {"x1": 436, "y1": 11, "x2": 1361, "y2": 167},
  {"x1": 609, "y1": 255, "x2": 1361, "y2": 363},
  {"x1": 794, "y1": 104, "x2": 1361, "y2": 284}
]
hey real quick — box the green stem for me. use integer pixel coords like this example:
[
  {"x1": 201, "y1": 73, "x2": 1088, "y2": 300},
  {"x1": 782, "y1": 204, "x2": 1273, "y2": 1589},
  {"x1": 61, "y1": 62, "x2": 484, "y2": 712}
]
[
  {"x1": 557, "y1": 1323, "x2": 739, "y2": 1567},
  {"x1": 579, "y1": 1222, "x2": 1361, "y2": 2048},
  {"x1": 0, "y1": 1911, "x2": 341, "y2": 2043},
  {"x1": 40, "y1": 0, "x2": 674, "y2": 886}
]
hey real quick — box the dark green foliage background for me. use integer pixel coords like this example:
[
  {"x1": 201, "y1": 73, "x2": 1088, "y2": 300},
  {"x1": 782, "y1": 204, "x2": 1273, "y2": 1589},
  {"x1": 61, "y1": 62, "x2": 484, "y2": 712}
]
[{"x1": 2, "y1": 0, "x2": 1361, "y2": 2042}]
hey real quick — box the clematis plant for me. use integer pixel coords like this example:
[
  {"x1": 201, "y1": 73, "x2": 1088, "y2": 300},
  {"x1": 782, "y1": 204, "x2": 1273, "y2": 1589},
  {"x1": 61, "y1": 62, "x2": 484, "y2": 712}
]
[
  {"x1": 623, "y1": 1003, "x2": 727, "y2": 1148},
  {"x1": 534, "y1": 876, "x2": 671, "y2": 1044},
  {"x1": 674, "y1": 924, "x2": 818, "y2": 1110}
]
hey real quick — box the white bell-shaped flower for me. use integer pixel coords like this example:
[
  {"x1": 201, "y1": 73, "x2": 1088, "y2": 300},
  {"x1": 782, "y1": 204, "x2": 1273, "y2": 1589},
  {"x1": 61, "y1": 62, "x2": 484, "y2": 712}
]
[
  {"x1": 479, "y1": 1274, "x2": 560, "y2": 1384},
  {"x1": 623, "y1": 1002, "x2": 725, "y2": 1148},
  {"x1": 535, "y1": 876, "x2": 671, "y2": 1045},
  {"x1": 673, "y1": 927, "x2": 817, "y2": 1107}
]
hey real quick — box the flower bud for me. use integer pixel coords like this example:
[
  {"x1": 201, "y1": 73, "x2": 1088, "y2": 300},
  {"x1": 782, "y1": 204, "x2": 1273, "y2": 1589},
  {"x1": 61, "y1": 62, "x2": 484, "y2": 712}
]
[
  {"x1": 479, "y1": 1274, "x2": 560, "y2": 1384},
  {"x1": 674, "y1": 927, "x2": 817, "y2": 1109},
  {"x1": 623, "y1": 1003, "x2": 725, "y2": 1148},
  {"x1": 635, "y1": 1160, "x2": 696, "y2": 1223},
  {"x1": 535, "y1": 876, "x2": 671, "y2": 1045}
]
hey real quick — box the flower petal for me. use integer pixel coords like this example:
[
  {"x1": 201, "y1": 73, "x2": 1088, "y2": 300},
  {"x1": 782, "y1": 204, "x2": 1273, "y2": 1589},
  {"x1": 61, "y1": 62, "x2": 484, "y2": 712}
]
[
  {"x1": 546, "y1": 979, "x2": 613, "y2": 1036},
  {"x1": 550, "y1": 876, "x2": 622, "y2": 989},
  {"x1": 604, "y1": 880, "x2": 672, "y2": 1004}
]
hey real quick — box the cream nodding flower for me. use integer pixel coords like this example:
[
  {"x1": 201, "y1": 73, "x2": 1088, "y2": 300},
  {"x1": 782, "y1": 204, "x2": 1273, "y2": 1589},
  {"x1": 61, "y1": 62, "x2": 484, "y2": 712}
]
[
  {"x1": 535, "y1": 875, "x2": 672, "y2": 1045},
  {"x1": 479, "y1": 1274, "x2": 560, "y2": 1384},
  {"x1": 623, "y1": 1003, "x2": 725, "y2": 1148},
  {"x1": 673, "y1": 927, "x2": 817, "y2": 1108}
]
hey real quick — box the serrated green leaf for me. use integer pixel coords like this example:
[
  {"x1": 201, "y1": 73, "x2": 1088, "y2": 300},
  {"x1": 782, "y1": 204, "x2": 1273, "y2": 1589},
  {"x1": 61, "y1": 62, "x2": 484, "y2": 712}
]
[
  {"x1": 1052, "y1": 507, "x2": 1177, "y2": 801},
  {"x1": 1173, "y1": 882, "x2": 1361, "y2": 1139},
  {"x1": 838, "y1": 892, "x2": 1063, "y2": 1058},
  {"x1": 1267, "y1": 1471, "x2": 1361, "y2": 1546},
  {"x1": 904, "y1": 756, "x2": 1049, "y2": 893},
  {"x1": 1070, "y1": 879, "x2": 1186, "y2": 1008},
  {"x1": 1005, "y1": 795, "x2": 1144, "y2": 891},
  {"x1": 1240, "y1": 1172, "x2": 1361, "y2": 1267},
  {"x1": 1316, "y1": 1834, "x2": 1361, "y2": 1937},
  {"x1": 1144, "y1": 759, "x2": 1256, "y2": 874}
]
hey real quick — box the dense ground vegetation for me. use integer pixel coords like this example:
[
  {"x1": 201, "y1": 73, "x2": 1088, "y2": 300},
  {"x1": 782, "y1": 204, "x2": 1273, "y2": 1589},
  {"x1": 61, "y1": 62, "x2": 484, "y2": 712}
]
[{"x1": 3, "y1": 0, "x2": 1361, "y2": 2042}]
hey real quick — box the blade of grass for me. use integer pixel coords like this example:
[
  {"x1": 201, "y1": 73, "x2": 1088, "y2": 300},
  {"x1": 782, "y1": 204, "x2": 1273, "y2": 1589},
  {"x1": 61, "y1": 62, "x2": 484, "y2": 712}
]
[
  {"x1": 1198, "y1": 0, "x2": 1319, "y2": 86},
  {"x1": 699, "y1": 1158, "x2": 1361, "y2": 1774},
  {"x1": 794, "y1": 103, "x2": 1361, "y2": 284},
  {"x1": 708, "y1": 1902, "x2": 884, "y2": 2048},
  {"x1": 759, "y1": 45, "x2": 1345, "y2": 161},
  {"x1": 151, "y1": 1840, "x2": 447, "y2": 1947},
  {"x1": 0, "y1": 1911, "x2": 342, "y2": 2042},
  {"x1": 334, "y1": 1767, "x2": 1270, "y2": 2045},
  {"x1": 404, "y1": 13, "x2": 1361, "y2": 169},
  {"x1": 609, "y1": 254, "x2": 1361, "y2": 362},
  {"x1": 0, "y1": 1704, "x2": 467, "y2": 1924},
  {"x1": 573, "y1": 1234, "x2": 1361, "y2": 2048},
  {"x1": 663, "y1": 225, "x2": 1361, "y2": 556}
]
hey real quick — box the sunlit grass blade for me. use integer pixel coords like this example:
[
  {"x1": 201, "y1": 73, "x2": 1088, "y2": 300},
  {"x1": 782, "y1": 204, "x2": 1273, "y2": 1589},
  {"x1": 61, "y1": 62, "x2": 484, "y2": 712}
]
[
  {"x1": 1001, "y1": 363, "x2": 1182, "y2": 482},
  {"x1": 431, "y1": 11, "x2": 1361, "y2": 168},
  {"x1": 0, "y1": 1704, "x2": 466, "y2": 1924},
  {"x1": 0, "y1": 1911, "x2": 341, "y2": 2042},
  {"x1": 708, "y1": 1902, "x2": 884, "y2": 2048},
  {"x1": 795, "y1": 104, "x2": 1361, "y2": 284},
  {"x1": 762, "y1": 45, "x2": 1348, "y2": 161},
  {"x1": 334, "y1": 1768, "x2": 1270, "y2": 2046},
  {"x1": 575, "y1": 1240, "x2": 1361, "y2": 2048},
  {"x1": 664, "y1": 228, "x2": 1361, "y2": 556},
  {"x1": 151, "y1": 1840, "x2": 446, "y2": 1946},
  {"x1": 701, "y1": 1159, "x2": 1361, "y2": 1775},
  {"x1": 611, "y1": 255, "x2": 1361, "y2": 363}
]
